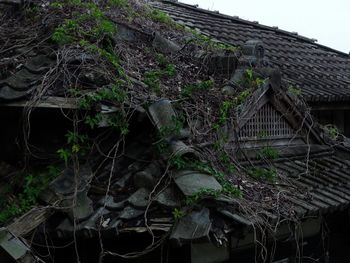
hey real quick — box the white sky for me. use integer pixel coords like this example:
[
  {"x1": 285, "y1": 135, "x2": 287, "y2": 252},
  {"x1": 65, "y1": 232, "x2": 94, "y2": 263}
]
[{"x1": 180, "y1": 0, "x2": 350, "y2": 54}]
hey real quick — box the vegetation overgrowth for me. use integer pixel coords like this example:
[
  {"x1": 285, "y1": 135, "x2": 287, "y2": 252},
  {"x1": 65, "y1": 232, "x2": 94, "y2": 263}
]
[{"x1": 0, "y1": 0, "x2": 286, "y2": 234}]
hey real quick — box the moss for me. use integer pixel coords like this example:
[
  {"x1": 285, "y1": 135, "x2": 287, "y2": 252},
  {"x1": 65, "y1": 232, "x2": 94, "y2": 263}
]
[{"x1": 149, "y1": 9, "x2": 174, "y2": 25}]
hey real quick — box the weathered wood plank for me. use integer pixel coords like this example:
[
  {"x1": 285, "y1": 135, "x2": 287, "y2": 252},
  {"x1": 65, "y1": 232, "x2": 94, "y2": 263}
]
[
  {"x1": 0, "y1": 97, "x2": 79, "y2": 109},
  {"x1": 0, "y1": 0, "x2": 22, "y2": 4},
  {"x1": 7, "y1": 207, "x2": 53, "y2": 237}
]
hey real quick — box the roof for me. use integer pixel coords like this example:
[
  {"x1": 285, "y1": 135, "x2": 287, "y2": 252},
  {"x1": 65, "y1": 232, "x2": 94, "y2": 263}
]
[
  {"x1": 241, "y1": 144, "x2": 350, "y2": 216},
  {"x1": 152, "y1": 0, "x2": 350, "y2": 103},
  {"x1": 5, "y1": 82, "x2": 350, "y2": 262},
  {"x1": 1, "y1": 1, "x2": 350, "y2": 262}
]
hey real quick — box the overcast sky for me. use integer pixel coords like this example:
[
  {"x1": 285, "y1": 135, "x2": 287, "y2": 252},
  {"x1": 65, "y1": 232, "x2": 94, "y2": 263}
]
[{"x1": 180, "y1": 0, "x2": 350, "y2": 54}]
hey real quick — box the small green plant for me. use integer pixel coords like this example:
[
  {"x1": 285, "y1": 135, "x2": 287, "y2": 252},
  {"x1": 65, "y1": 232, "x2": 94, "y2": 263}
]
[
  {"x1": 213, "y1": 88, "x2": 253, "y2": 130},
  {"x1": 24, "y1": 5, "x2": 40, "y2": 17},
  {"x1": 57, "y1": 148, "x2": 71, "y2": 165},
  {"x1": 178, "y1": 159, "x2": 242, "y2": 204},
  {"x1": 211, "y1": 169, "x2": 242, "y2": 197},
  {"x1": 185, "y1": 188, "x2": 221, "y2": 205},
  {"x1": 143, "y1": 61, "x2": 177, "y2": 94},
  {"x1": 78, "y1": 84, "x2": 128, "y2": 133},
  {"x1": 249, "y1": 167, "x2": 277, "y2": 181},
  {"x1": 57, "y1": 130, "x2": 90, "y2": 165},
  {"x1": 0, "y1": 166, "x2": 61, "y2": 224},
  {"x1": 65, "y1": 0, "x2": 82, "y2": 6},
  {"x1": 172, "y1": 208, "x2": 185, "y2": 221},
  {"x1": 144, "y1": 70, "x2": 162, "y2": 93},
  {"x1": 155, "y1": 114, "x2": 185, "y2": 155},
  {"x1": 79, "y1": 84, "x2": 126, "y2": 109},
  {"x1": 164, "y1": 64, "x2": 176, "y2": 77},
  {"x1": 257, "y1": 130, "x2": 269, "y2": 138},
  {"x1": 158, "y1": 114, "x2": 184, "y2": 138},
  {"x1": 52, "y1": 24, "x2": 74, "y2": 46},
  {"x1": 155, "y1": 140, "x2": 170, "y2": 156},
  {"x1": 234, "y1": 89, "x2": 252, "y2": 105},
  {"x1": 239, "y1": 68, "x2": 266, "y2": 90},
  {"x1": 108, "y1": 0, "x2": 128, "y2": 8},
  {"x1": 185, "y1": 183, "x2": 241, "y2": 206},
  {"x1": 51, "y1": 0, "x2": 118, "y2": 69},
  {"x1": 181, "y1": 80, "x2": 214, "y2": 97},
  {"x1": 246, "y1": 68, "x2": 254, "y2": 79},
  {"x1": 143, "y1": 51, "x2": 177, "y2": 94},
  {"x1": 219, "y1": 151, "x2": 236, "y2": 173},
  {"x1": 167, "y1": 157, "x2": 242, "y2": 204},
  {"x1": 188, "y1": 29, "x2": 238, "y2": 52},
  {"x1": 65, "y1": 131, "x2": 88, "y2": 154},
  {"x1": 288, "y1": 86, "x2": 302, "y2": 96},
  {"x1": 156, "y1": 53, "x2": 168, "y2": 67},
  {"x1": 213, "y1": 136, "x2": 228, "y2": 150},
  {"x1": 169, "y1": 155, "x2": 188, "y2": 170},
  {"x1": 149, "y1": 9, "x2": 174, "y2": 25},
  {"x1": 87, "y1": 44, "x2": 121, "y2": 71},
  {"x1": 213, "y1": 100, "x2": 234, "y2": 130},
  {"x1": 50, "y1": 1, "x2": 63, "y2": 8},
  {"x1": 258, "y1": 146, "x2": 279, "y2": 160},
  {"x1": 222, "y1": 183, "x2": 242, "y2": 197},
  {"x1": 83, "y1": 114, "x2": 100, "y2": 129},
  {"x1": 169, "y1": 156, "x2": 206, "y2": 172},
  {"x1": 90, "y1": 19, "x2": 116, "y2": 38},
  {"x1": 213, "y1": 137, "x2": 235, "y2": 174},
  {"x1": 324, "y1": 125, "x2": 339, "y2": 140}
]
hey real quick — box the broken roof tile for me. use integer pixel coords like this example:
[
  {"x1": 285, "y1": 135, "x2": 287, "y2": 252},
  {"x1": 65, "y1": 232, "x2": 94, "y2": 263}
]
[
  {"x1": 155, "y1": 187, "x2": 181, "y2": 208},
  {"x1": 119, "y1": 206, "x2": 144, "y2": 220},
  {"x1": 170, "y1": 207, "x2": 211, "y2": 246},
  {"x1": 0, "y1": 228, "x2": 36, "y2": 262},
  {"x1": 174, "y1": 170, "x2": 222, "y2": 196},
  {"x1": 97, "y1": 195, "x2": 125, "y2": 211},
  {"x1": 127, "y1": 188, "x2": 150, "y2": 209}
]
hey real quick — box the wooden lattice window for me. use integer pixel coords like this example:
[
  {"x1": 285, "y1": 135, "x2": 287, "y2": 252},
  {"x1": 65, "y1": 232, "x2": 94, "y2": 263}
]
[{"x1": 239, "y1": 103, "x2": 295, "y2": 140}]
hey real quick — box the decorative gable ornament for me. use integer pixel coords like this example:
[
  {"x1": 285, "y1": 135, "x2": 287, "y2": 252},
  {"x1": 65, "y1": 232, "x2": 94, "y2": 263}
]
[{"x1": 222, "y1": 39, "x2": 269, "y2": 95}]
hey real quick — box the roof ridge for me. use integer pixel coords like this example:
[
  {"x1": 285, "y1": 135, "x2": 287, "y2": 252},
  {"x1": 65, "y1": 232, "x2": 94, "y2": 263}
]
[{"x1": 159, "y1": 0, "x2": 350, "y2": 58}]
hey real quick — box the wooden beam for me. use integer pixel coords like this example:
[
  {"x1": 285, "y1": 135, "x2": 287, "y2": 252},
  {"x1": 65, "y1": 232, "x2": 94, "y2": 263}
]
[
  {"x1": 310, "y1": 102, "x2": 350, "y2": 111},
  {"x1": 0, "y1": 0, "x2": 22, "y2": 5},
  {"x1": 0, "y1": 97, "x2": 79, "y2": 109},
  {"x1": 7, "y1": 207, "x2": 53, "y2": 237}
]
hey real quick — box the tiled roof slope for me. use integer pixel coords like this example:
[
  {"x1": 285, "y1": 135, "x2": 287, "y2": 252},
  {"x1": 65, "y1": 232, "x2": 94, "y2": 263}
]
[
  {"x1": 152, "y1": 1, "x2": 350, "y2": 103},
  {"x1": 272, "y1": 149, "x2": 350, "y2": 214}
]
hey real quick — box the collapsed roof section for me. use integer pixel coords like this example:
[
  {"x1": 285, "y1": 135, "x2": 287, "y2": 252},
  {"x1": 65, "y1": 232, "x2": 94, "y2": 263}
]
[
  {"x1": 0, "y1": 0, "x2": 238, "y2": 105},
  {"x1": 152, "y1": 0, "x2": 350, "y2": 103}
]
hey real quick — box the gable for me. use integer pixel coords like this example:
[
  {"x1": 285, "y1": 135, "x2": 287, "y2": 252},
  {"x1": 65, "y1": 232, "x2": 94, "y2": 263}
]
[{"x1": 238, "y1": 102, "x2": 300, "y2": 142}]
